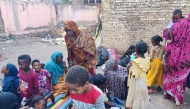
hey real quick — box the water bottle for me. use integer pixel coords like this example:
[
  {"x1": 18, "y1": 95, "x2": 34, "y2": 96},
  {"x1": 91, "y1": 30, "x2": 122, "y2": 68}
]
[{"x1": 110, "y1": 92, "x2": 114, "y2": 101}]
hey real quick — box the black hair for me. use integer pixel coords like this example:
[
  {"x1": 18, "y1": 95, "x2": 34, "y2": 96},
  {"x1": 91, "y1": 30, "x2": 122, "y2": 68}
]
[
  {"x1": 89, "y1": 74, "x2": 107, "y2": 86},
  {"x1": 40, "y1": 63, "x2": 45, "y2": 69},
  {"x1": 18, "y1": 54, "x2": 31, "y2": 64},
  {"x1": 121, "y1": 50, "x2": 132, "y2": 59},
  {"x1": 136, "y1": 41, "x2": 148, "y2": 57},
  {"x1": 30, "y1": 96, "x2": 44, "y2": 107},
  {"x1": 32, "y1": 59, "x2": 40, "y2": 66},
  {"x1": 151, "y1": 35, "x2": 163, "y2": 44},
  {"x1": 173, "y1": 9, "x2": 182, "y2": 15},
  {"x1": 66, "y1": 65, "x2": 89, "y2": 86},
  {"x1": 128, "y1": 45, "x2": 135, "y2": 51}
]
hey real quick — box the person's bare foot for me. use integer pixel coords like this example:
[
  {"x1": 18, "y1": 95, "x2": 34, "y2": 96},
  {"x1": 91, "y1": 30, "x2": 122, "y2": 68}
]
[{"x1": 61, "y1": 91, "x2": 70, "y2": 99}]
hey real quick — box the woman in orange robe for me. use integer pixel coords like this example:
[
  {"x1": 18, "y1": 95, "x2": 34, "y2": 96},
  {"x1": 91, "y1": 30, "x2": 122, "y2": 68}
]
[{"x1": 64, "y1": 21, "x2": 97, "y2": 75}]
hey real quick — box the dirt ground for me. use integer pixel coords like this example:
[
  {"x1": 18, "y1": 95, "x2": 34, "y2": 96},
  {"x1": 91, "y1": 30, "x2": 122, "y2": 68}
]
[{"x1": 0, "y1": 37, "x2": 190, "y2": 109}]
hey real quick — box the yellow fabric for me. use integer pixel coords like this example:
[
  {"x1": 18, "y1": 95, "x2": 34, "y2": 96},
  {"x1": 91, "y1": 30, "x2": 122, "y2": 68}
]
[
  {"x1": 52, "y1": 76, "x2": 68, "y2": 94},
  {"x1": 128, "y1": 57, "x2": 150, "y2": 86},
  {"x1": 146, "y1": 58, "x2": 164, "y2": 87}
]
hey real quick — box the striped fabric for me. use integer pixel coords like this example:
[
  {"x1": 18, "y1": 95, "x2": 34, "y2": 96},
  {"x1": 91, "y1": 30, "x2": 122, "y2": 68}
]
[{"x1": 47, "y1": 93, "x2": 72, "y2": 109}]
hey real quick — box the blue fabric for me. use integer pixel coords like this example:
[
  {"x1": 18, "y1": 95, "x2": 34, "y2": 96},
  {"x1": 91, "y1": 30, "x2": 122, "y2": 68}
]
[
  {"x1": 1, "y1": 63, "x2": 21, "y2": 104},
  {"x1": 186, "y1": 73, "x2": 190, "y2": 88},
  {"x1": 108, "y1": 97, "x2": 124, "y2": 108},
  {"x1": 44, "y1": 51, "x2": 64, "y2": 85},
  {"x1": 130, "y1": 53, "x2": 136, "y2": 61}
]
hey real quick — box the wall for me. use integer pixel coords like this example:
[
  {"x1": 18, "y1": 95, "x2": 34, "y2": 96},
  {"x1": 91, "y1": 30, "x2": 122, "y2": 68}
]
[
  {"x1": 101, "y1": 0, "x2": 190, "y2": 54},
  {"x1": 0, "y1": 0, "x2": 100, "y2": 34},
  {"x1": 57, "y1": 4, "x2": 100, "y2": 26}
]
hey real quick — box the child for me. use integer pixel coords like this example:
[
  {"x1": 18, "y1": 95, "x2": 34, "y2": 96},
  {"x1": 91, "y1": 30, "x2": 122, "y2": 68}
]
[
  {"x1": 147, "y1": 35, "x2": 164, "y2": 93},
  {"x1": 18, "y1": 55, "x2": 40, "y2": 106},
  {"x1": 1, "y1": 63, "x2": 22, "y2": 104},
  {"x1": 32, "y1": 59, "x2": 55, "y2": 103},
  {"x1": 126, "y1": 41, "x2": 150, "y2": 109},
  {"x1": 65, "y1": 65, "x2": 105, "y2": 109},
  {"x1": 118, "y1": 50, "x2": 132, "y2": 67},
  {"x1": 30, "y1": 96, "x2": 46, "y2": 109},
  {"x1": 89, "y1": 73, "x2": 107, "y2": 92},
  {"x1": 164, "y1": 9, "x2": 184, "y2": 63}
]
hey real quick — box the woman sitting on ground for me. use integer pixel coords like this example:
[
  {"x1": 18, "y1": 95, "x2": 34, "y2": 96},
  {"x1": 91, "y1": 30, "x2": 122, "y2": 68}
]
[
  {"x1": 104, "y1": 59, "x2": 128, "y2": 99},
  {"x1": 44, "y1": 51, "x2": 69, "y2": 98}
]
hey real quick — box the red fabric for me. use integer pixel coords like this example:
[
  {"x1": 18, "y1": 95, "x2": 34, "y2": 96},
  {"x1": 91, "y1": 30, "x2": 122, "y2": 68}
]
[
  {"x1": 70, "y1": 85, "x2": 101, "y2": 104},
  {"x1": 19, "y1": 69, "x2": 40, "y2": 99}
]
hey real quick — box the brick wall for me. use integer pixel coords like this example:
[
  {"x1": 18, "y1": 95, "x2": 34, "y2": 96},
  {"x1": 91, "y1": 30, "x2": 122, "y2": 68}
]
[
  {"x1": 102, "y1": 0, "x2": 190, "y2": 54},
  {"x1": 0, "y1": 7, "x2": 5, "y2": 33}
]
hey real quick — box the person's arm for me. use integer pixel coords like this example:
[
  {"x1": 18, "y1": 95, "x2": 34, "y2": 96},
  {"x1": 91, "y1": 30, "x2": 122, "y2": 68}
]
[
  {"x1": 45, "y1": 70, "x2": 53, "y2": 91},
  {"x1": 167, "y1": 28, "x2": 173, "y2": 44},
  {"x1": 95, "y1": 93, "x2": 105, "y2": 109}
]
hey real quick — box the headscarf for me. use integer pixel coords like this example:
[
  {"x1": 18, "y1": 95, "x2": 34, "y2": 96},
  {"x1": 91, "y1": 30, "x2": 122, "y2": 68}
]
[
  {"x1": 2, "y1": 63, "x2": 21, "y2": 104},
  {"x1": 64, "y1": 21, "x2": 97, "y2": 56},
  {"x1": 0, "y1": 92, "x2": 19, "y2": 109},
  {"x1": 44, "y1": 50, "x2": 64, "y2": 85},
  {"x1": 104, "y1": 59, "x2": 116, "y2": 73}
]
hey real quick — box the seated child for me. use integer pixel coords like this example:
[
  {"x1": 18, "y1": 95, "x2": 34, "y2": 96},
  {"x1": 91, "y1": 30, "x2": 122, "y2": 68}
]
[
  {"x1": 65, "y1": 65, "x2": 105, "y2": 109},
  {"x1": 118, "y1": 50, "x2": 132, "y2": 67},
  {"x1": 30, "y1": 96, "x2": 46, "y2": 109},
  {"x1": 18, "y1": 55, "x2": 40, "y2": 106},
  {"x1": 32, "y1": 59, "x2": 55, "y2": 103},
  {"x1": 1, "y1": 63, "x2": 22, "y2": 104},
  {"x1": 89, "y1": 73, "x2": 107, "y2": 92},
  {"x1": 105, "y1": 91, "x2": 124, "y2": 108}
]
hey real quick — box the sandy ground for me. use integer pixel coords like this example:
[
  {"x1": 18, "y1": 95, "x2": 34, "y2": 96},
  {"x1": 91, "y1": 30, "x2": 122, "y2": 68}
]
[{"x1": 0, "y1": 37, "x2": 190, "y2": 109}]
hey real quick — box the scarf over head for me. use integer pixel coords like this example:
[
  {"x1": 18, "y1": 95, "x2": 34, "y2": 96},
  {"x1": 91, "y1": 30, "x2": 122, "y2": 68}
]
[
  {"x1": 2, "y1": 63, "x2": 21, "y2": 104},
  {"x1": 44, "y1": 50, "x2": 64, "y2": 85},
  {"x1": 104, "y1": 59, "x2": 116, "y2": 73},
  {"x1": 64, "y1": 21, "x2": 97, "y2": 56}
]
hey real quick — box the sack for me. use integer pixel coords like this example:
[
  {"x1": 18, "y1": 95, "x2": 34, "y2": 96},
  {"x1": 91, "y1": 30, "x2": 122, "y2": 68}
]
[
  {"x1": 107, "y1": 48, "x2": 119, "y2": 60},
  {"x1": 97, "y1": 46, "x2": 108, "y2": 66}
]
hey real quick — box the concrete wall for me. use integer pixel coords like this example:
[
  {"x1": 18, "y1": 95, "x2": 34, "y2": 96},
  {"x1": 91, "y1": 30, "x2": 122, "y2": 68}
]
[
  {"x1": 101, "y1": 0, "x2": 190, "y2": 54},
  {"x1": 57, "y1": 4, "x2": 100, "y2": 26},
  {"x1": 0, "y1": 0, "x2": 100, "y2": 34}
]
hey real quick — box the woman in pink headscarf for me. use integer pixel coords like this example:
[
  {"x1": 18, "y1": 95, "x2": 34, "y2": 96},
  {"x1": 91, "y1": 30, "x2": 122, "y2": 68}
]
[{"x1": 163, "y1": 9, "x2": 190, "y2": 106}]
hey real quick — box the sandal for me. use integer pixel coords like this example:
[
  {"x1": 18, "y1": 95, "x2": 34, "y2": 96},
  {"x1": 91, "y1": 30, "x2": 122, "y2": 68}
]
[{"x1": 148, "y1": 89, "x2": 157, "y2": 94}]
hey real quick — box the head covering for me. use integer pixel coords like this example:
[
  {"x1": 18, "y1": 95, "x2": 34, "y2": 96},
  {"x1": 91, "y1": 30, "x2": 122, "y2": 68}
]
[
  {"x1": 64, "y1": 21, "x2": 81, "y2": 37},
  {"x1": 44, "y1": 50, "x2": 64, "y2": 84},
  {"x1": 64, "y1": 21, "x2": 97, "y2": 56},
  {"x1": 0, "y1": 92, "x2": 19, "y2": 109},
  {"x1": 3, "y1": 63, "x2": 19, "y2": 90},
  {"x1": 104, "y1": 59, "x2": 116, "y2": 73},
  {"x1": 2, "y1": 63, "x2": 22, "y2": 104}
]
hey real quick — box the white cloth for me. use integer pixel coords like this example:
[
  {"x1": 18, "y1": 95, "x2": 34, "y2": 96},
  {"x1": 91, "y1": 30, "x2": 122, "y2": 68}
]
[{"x1": 166, "y1": 21, "x2": 174, "y2": 29}]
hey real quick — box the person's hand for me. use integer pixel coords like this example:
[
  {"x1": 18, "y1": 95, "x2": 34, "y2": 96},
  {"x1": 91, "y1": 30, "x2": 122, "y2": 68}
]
[
  {"x1": 127, "y1": 62, "x2": 132, "y2": 70},
  {"x1": 62, "y1": 61, "x2": 66, "y2": 67},
  {"x1": 106, "y1": 101, "x2": 114, "y2": 106},
  {"x1": 84, "y1": 55, "x2": 90, "y2": 61},
  {"x1": 166, "y1": 40, "x2": 172, "y2": 44}
]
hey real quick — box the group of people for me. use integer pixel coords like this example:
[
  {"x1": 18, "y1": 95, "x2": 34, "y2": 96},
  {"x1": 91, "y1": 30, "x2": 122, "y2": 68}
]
[{"x1": 1, "y1": 9, "x2": 190, "y2": 109}]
